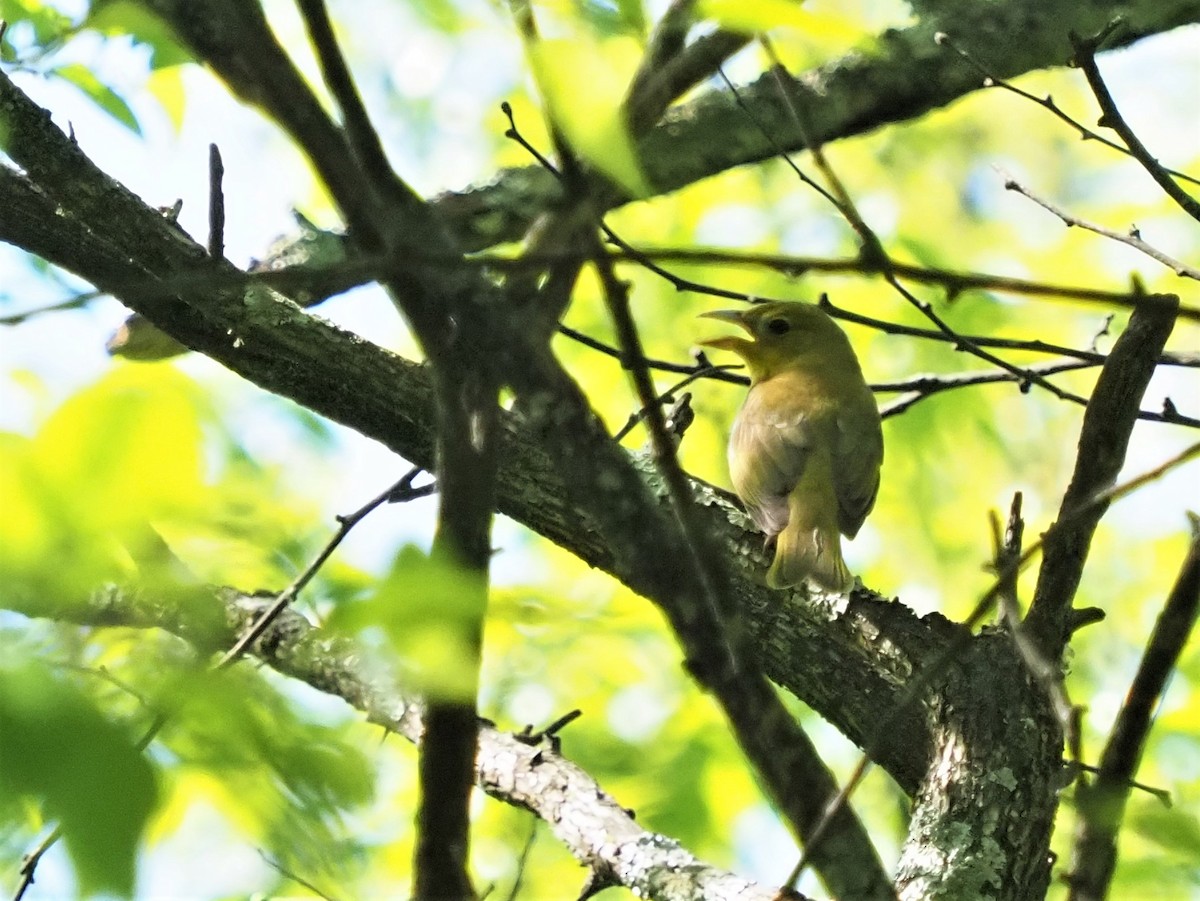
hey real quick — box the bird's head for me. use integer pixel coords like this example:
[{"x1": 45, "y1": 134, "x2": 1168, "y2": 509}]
[{"x1": 698, "y1": 302, "x2": 851, "y2": 383}]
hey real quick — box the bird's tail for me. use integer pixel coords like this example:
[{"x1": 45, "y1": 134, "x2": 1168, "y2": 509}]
[{"x1": 767, "y1": 520, "x2": 852, "y2": 593}]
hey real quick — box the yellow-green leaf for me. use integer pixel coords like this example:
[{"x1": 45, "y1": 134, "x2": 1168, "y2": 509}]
[
  {"x1": 697, "y1": 0, "x2": 866, "y2": 41},
  {"x1": 50, "y1": 63, "x2": 142, "y2": 135},
  {"x1": 0, "y1": 659, "x2": 159, "y2": 897},
  {"x1": 331, "y1": 545, "x2": 487, "y2": 700},
  {"x1": 528, "y1": 36, "x2": 651, "y2": 198}
]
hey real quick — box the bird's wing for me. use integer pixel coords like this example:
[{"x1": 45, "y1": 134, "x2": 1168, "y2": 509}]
[
  {"x1": 833, "y1": 391, "x2": 883, "y2": 538},
  {"x1": 729, "y1": 389, "x2": 814, "y2": 537}
]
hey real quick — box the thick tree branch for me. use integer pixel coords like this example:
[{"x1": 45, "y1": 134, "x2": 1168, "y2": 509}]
[
  {"x1": 509, "y1": 336, "x2": 896, "y2": 899},
  {"x1": 442, "y1": 0, "x2": 1200, "y2": 252},
  {"x1": 893, "y1": 632, "x2": 1062, "y2": 900},
  {"x1": 0, "y1": 137, "x2": 941, "y2": 797}
]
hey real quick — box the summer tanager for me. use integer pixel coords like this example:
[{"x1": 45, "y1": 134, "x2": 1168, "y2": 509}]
[{"x1": 700, "y1": 302, "x2": 883, "y2": 591}]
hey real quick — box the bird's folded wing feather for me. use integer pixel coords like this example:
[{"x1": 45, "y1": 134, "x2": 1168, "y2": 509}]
[
  {"x1": 834, "y1": 398, "x2": 883, "y2": 537},
  {"x1": 729, "y1": 389, "x2": 814, "y2": 536}
]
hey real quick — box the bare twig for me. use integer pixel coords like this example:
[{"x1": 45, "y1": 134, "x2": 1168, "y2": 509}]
[
  {"x1": 990, "y1": 499, "x2": 1082, "y2": 762},
  {"x1": 218, "y1": 467, "x2": 432, "y2": 667},
  {"x1": 876, "y1": 355, "x2": 1197, "y2": 427},
  {"x1": 877, "y1": 358, "x2": 1094, "y2": 418},
  {"x1": 503, "y1": 819, "x2": 540, "y2": 901},
  {"x1": 715, "y1": 66, "x2": 840, "y2": 209},
  {"x1": 613, "y1": 364, "x2": 742, "y2": 441},
  {"x1": 1070, "y1": 27, "x2": 1200, "y2": 222},
  {"x1": 1004, "y1": 175, "x2": 1200, "y2": 280},
  {"x1": 259, "y1": 851, "x2": 344, "y2": 901},
  {"x1": 934, "y1": 31, "x2": 1200, "y2": 189},
  {"x1": 12, "y1": 827, "x2": 61, "y2": 901}
]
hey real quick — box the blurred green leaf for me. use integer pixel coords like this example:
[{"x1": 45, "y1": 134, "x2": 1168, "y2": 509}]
[
  {"x1": 84, "y1": 0, "x2": 193, "y2": 69},
  {"x1": 0, "y1": 0, "x2": 72, "y2": 51},
  {"x1": 529, "y1": 35, "x2": 651, "y2": 198},
  {"x1": 49, "y1": 63, "x2": 141, "y2": 134},
  {"x1": 0, "y1": 365, "x2": 210, "y2": 611},
  {"x1": 0, "y1": 658, "x2": 159, "y2": 897},
  {"x1": 331, "y1": 544, "x2": 487, "y2": 700},
  {"x1": 697, "y1": 0, "x2": 866, "y2": 40},
  {"x1": 1129, "y1": 797, "x2": 1200, "y2": 857},
  {"x1": 148, "y1": 663, "x2": 373, "y2": 880}
]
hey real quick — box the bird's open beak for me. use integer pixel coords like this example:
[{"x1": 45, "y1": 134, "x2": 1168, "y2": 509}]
[{"x1": 697, "y1": 309, "x2": 753, "y2": 353}]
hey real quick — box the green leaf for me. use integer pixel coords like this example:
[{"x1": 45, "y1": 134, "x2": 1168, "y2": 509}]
[
  {"x1": 1129, "y1": 798, "x2": 1200, "y2": 857},
  {"x1": 0, "y1": 659, "x2": 159, "y2": 897},
  {"x1": 0, "y1": 0, "x2": 73, "y2": 51},
  {"x1": 529, "y1": 36, "x2": 652, "y2": 198},
  {"x1": 83, "y1": 0, "x2": 193, "y2": 69},
  {"x1": 330, "y1": 545, "x2": 487, "y2": 700},
  {"x1": 49, "y1": 63, "x2": 141, "y2": 134},
  {"x1": 0, "y1": 366, "x2": 209, "y2": 609},
  {"x1": 697, "y1": 0, "x2": 866, "y2": 41},
  {"x1": 148, "y1": 664, "x2": 374, "y2": 880},
  {"x1": 32, "y1": 365, "x2": 206, "y2": 529}
]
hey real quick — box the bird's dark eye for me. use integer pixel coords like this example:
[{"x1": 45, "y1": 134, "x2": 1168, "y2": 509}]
[{"x1": 765, "y1": 317, "x2": 791, "y2": 336}]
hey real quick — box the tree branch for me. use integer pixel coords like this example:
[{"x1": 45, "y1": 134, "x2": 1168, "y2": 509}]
[
  {"x1": 1067, "y1": 520, "x2": 1200, "y2": 899},
  {"x1": 1070, "y1": 27, "x2": 1200, "y2": 223},
  {"x1": 3, "y1": 585, "x2": 806, "y2": 901},
  {"x1": 1025, "y1": 296, "x2": 1180, "y2": 651}
]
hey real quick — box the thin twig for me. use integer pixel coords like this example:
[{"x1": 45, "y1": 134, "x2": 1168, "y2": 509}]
[
  {"x1": 1003, "y1": 174, "x2": 1200, "y2": 280},
  {"x1": 9, "y1": 244, "x2": 1200, "y2": 331},
  {"x1": 503, "y1": 818, "x2": 540, "y2": 901},
  {"x1": 875, "y1": 355, "x2": 1197, "y2": 427},
  {"x1": 715, "y1": 66, "x2": 840, "y2": 209},
  {"x1": 259, "y1": 850, "x2": 344, "y2": 901},
  {"x1": 1070, "y1": 27, "x2": 1200, "y2": 222},
  {"x1": 989, "y1": 499, "x2": 1082, "y2": 762},
  {"x1": 12, "y1": 826, "x2": 61, "y2": 901},
  {"x1": 613, "y1": 363, "x2": 743, "y2": 441},
  {"x1": 934, "y1": 31, "x2": 1200, "y2": 189},
  {"x1": 218, "y1": 466, "x2": 433, "y2": 667}
]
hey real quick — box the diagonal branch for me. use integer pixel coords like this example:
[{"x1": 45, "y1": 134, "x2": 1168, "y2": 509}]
[
  {"x1": 1070, "y1": 27, "x2": 1200, "y2": 223},
  {"x1": 1025, "y1": 296, "x2": 1180, "y2": 652},
  {"x1": 1067, "y1": 520, "x2": 1200, "y2": 898}
]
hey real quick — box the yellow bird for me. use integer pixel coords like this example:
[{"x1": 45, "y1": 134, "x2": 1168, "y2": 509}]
[{"x1": 700, "y1": 302, "x2": 883, "y2": 591}]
